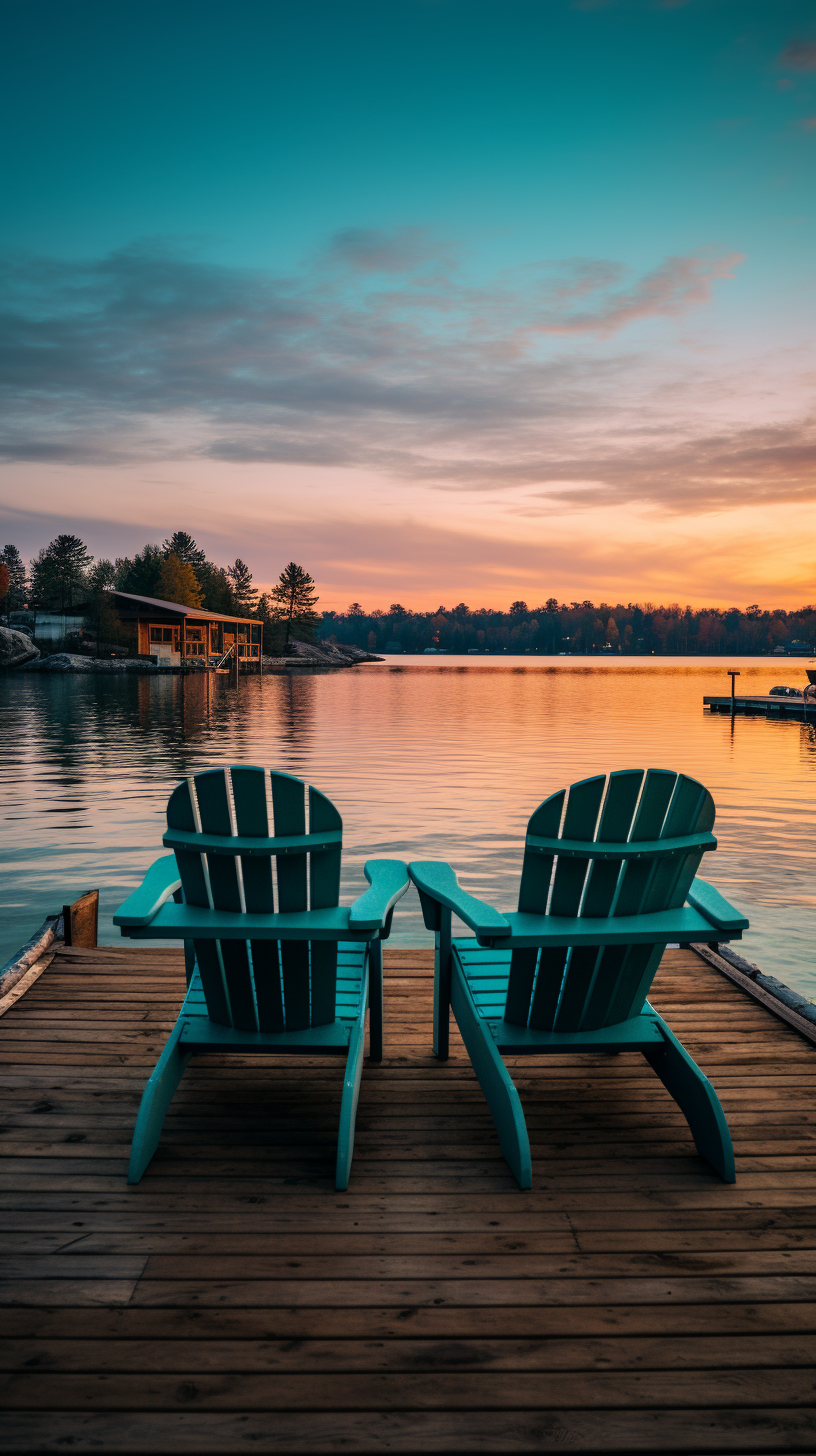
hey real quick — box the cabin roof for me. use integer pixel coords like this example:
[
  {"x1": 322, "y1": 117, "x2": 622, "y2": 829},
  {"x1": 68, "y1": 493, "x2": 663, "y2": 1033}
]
[{"x1": 107, "y1": 590, "x2": 257, "y2": 625}]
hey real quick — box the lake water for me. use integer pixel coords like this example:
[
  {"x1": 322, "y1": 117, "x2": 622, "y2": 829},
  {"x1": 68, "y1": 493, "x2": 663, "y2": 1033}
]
[{"x1": 1, "y1": 656, "x2": 814, "y2": 1001}]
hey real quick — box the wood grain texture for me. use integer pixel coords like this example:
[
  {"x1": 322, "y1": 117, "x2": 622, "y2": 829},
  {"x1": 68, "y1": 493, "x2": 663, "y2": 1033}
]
[{"x1": 0, "y1": 942, "x2": 814, "y2": 1453}]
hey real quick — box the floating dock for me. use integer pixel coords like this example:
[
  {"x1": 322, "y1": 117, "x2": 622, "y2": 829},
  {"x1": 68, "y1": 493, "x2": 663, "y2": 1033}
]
[
  {"x1": 1, "y1": 940, "x2": 816, "y2": 1452},
  {"x1": 705, "y1": 694, "x2": 816, "y2": 720}
]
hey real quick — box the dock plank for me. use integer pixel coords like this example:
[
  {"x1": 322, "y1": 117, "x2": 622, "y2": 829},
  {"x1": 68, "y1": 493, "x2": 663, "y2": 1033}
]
[{"x1": 0, "y1": 943, "x2": 815, "y2": 1453}]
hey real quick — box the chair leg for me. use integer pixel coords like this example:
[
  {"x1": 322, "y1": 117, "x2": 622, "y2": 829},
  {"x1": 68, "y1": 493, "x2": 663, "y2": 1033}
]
[
  {"x1": 643, "y1": 1006, "x2": 736, "y2": 1183},
  {"x1": 433, "y1": 908, "x2": 453, "y2": 1061},
  {"x1": 128, "y1": 1018, "x2": 192, "y2": 1184},
  {"x1": 451, "y1": 959, "x2": 532, "y2": 1189},
  {"x1": 336, "y1": 963, "x2": 369, "y2": 1190},
  {"x1": 368, "y1": 939, "x2": 383, "y2": 1063}
]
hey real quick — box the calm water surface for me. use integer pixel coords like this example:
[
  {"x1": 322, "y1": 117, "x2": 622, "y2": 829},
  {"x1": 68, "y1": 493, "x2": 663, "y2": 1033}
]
[{"x1": 1, "y1": 657, "x2": 814, "y2": 999}]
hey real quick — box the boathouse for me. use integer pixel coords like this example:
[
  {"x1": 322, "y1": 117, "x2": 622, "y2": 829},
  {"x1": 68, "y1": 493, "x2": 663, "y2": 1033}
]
[{"x1": 105, "y1": 590, "x2": 262, "y2": 665}]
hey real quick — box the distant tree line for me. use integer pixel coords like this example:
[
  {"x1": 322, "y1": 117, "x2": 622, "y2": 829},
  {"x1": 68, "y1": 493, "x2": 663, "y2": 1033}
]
[
  {"x1": 2, "y1": 537, "x2": 814, "y2": 657},
  {"x1": 0, "y1": 534, "x2": 319, "y2": 655},
  {"x1": 322, "y1": 598, "x2": 816, "y2": 656}
]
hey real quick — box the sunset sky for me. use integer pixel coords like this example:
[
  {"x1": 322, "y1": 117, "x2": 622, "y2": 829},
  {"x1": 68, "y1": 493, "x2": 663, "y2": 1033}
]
[{"x1": 1, "y1": 0, "x2": 815, "y2": 610}]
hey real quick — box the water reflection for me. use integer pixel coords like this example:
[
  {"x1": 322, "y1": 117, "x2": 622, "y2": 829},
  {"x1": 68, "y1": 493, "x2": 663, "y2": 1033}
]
[{"x1": 1, "y1": 657, "x2": 814, "y2": 999}]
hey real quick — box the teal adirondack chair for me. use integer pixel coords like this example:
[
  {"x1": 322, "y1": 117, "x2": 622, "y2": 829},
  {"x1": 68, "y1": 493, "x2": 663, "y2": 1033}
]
[
  {"x1": 409, "y1": 769, "x2": 748, "y2": 1187},
  {"x1": 114, "y1": 766, "x2": 409, "y2": 1189}
]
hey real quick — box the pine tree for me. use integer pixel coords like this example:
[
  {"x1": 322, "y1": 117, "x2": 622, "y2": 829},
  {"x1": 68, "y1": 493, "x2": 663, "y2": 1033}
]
[
  {"x1": 270, "y1": 563, "x2": 320, "y2": 646},
  {"x1": 197, "y1": 562, "x2": 235, "y2": 614},
  {"x1": 162, "y1": 532, "x2": 206, "y2": 568},
  {"x1": 156, "y1": 553, "x2": 203, "y2": 608},
  {"x1": 88, "y1": 559, "x2": 117, "y2": 592},
  {"x1": 227, "y1": 559, "x2": 258, "y2": 613},
  {"x1": 29, "y1": 535, "x2": 92, "y2": 611},
  {"x1": 115, "y1": 545, "x2": 163, "y2": 596},
  {"x1": 1, "y1": 544, "x2": 28, "y2": 615}
]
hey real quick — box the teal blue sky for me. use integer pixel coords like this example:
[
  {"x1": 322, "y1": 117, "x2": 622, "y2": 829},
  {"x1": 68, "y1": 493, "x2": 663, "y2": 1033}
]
[{"x1": 1, "y1": 0, "x2": 815, "y2": 607}]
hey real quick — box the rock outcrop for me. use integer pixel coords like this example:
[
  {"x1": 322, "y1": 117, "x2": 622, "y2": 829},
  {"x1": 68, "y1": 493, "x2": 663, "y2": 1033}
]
[
  {"x1": 18, "y1": 643, "x2": 383, "y2": 673},
  {"x1": 281, "y1": 640, "x2": 383, "y2": 665},
  {"x1": 24, "y1": 654, "x2": 160, "y2": 673},
  {"x1": 0, "y1": 626, "x2": 40, "y2": 669}
]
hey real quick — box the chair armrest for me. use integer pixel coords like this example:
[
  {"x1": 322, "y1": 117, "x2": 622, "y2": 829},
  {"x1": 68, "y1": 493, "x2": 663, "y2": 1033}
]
[
  {"x1": 686, "y1": 876, "x2": 749, "y2": 934},
  {"x1": 113, "y1": 855, "x2": 182, "y2": 929},
  {"x1": 408, "y1": 861, "x2": 510, "y2": 938},
  {"x1": 348, "y1": 860, "x2": 410, "y2": 932}
]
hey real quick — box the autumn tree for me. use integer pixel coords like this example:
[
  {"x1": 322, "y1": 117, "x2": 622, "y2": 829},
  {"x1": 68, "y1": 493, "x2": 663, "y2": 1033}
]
[
  {"x1": 271, "y1": 563, "x2": 319, "y2": 646},
  {"x1": 156, "y1": 553, "x2": 203, "y2": 608}
]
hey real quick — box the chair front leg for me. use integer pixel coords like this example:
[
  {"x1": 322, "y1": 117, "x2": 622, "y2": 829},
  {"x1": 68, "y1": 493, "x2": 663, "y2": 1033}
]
[
  {"x1": 433, "y1": 905, "x2": 453, "y2": 1061},
  {"x1": 336, "y1": 959, "x2": 369, "y2": 1190},
  {"x1": 368, "y1": 938, "x2": 383, "y2": 1063}
]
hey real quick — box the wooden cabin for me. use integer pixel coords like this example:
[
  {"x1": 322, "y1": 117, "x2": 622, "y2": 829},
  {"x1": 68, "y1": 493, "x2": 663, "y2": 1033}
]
[{"x1": 106, "y1": 590, "x2": 262, "y2": 665}]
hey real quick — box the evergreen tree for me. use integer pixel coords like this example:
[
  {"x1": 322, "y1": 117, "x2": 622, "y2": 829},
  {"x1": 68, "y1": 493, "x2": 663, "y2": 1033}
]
[
  {"x1": 227, "y1": 558, "x2": 258, "y2": 613},
  {"x1": 88, "y1": 559, "x2": 117, "y2": 592},
  {"x1": 114, "y1": 545, "x2": 163, "y2": 597},
  {"x1": 1, "y1": 544, "x2": 27, "y2": 615},
  {"x1": 271, "y1": 563, "x2": 320, "y2": 646},
  {"x1": 197, "y1": 561, "x2": 235, "y2": 614},
  {"x1": 29, "y1": 534, "x2": 92, "y2": 611},
  {"x1": 162, "y1": 532, "x2": 206, "y2": 568},
  {"x1": 0, "y1": 563, "x2": 9, "y2": 613},
  {"x1": 156, "y1": 553, "x2": 203, "y2": 608}
]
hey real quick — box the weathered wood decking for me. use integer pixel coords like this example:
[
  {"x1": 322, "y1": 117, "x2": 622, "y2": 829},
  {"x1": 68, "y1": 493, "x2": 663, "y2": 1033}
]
[{"x1": 1, "y1": 943, "x2": 815, "y2": 1453}]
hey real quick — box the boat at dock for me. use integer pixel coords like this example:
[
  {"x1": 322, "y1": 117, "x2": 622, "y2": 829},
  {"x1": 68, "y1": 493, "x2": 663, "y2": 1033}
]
[{"x1": 705, "y1": 667, "x2": 816, "y2": 719}]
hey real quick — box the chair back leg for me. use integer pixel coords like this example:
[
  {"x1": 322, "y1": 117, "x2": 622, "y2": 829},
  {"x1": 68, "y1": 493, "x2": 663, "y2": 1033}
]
[
  {"x1": 127, "y1": 1018, "x2": 192, "y2": 1184},
  {"x1": 451, "y1": 958, "x2": 532, "y2": 1189},
  {"x1": 643, "y1": 1005, "x2": 736, "y2": 1182}
]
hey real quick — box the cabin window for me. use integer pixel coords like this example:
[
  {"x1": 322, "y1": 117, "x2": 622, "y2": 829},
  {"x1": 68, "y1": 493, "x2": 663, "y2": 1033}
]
[
  {"x1": 150, "y1": 627, "x2": 175, "y2": 643},
  {"x1": 251, "y1": 625, "x2": 261, "y2": 644}
]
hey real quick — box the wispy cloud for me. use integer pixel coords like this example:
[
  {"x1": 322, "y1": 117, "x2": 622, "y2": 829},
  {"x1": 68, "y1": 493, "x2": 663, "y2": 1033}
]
[
  {"x1": 1, "y1": 231, "x2": 810, "y2": 519},
  {"x1": 778, "y1": 39, "x2": 816, "y2": 72}
]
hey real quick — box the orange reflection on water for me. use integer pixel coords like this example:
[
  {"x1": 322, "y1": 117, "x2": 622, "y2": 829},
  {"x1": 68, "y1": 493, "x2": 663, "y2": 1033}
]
[{"x1": 0, "y1": 656, "x2": 813, "y2": 996}]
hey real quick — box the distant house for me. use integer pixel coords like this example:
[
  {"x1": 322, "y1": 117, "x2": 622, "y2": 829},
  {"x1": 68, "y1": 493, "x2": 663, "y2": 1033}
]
[{"x1": 106, "y1": 591, "x2": 262, "y2": 666}]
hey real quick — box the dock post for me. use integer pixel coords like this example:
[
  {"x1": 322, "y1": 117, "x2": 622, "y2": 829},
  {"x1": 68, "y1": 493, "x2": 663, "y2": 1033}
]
[{"x1": 728, "y1": 669, "x2": 740, "y2": 716}]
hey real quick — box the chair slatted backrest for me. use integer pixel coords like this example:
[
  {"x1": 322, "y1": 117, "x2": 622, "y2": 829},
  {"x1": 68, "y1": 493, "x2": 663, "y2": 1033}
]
[
  {"x1": 504, "y1": 769, "x2": 715, "y2": 1032},
  {"x1": 165, "y1": 767, "x2": 342, "y2": 1033}
]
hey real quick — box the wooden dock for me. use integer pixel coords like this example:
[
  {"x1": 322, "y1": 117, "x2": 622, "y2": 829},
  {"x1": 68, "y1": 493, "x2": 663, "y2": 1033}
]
[
  {"x1": 1, "y1": 942, "x2": 815, "y2": 1452},
  {"x1": 705, "y1": 694, "x2": 816, "y2": 720}
]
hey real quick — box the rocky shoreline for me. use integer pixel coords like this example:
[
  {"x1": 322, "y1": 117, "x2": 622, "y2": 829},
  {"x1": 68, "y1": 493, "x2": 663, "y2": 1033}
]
[{"x1": 1, "y1": 626, "x2": 382, "y2": 673}]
